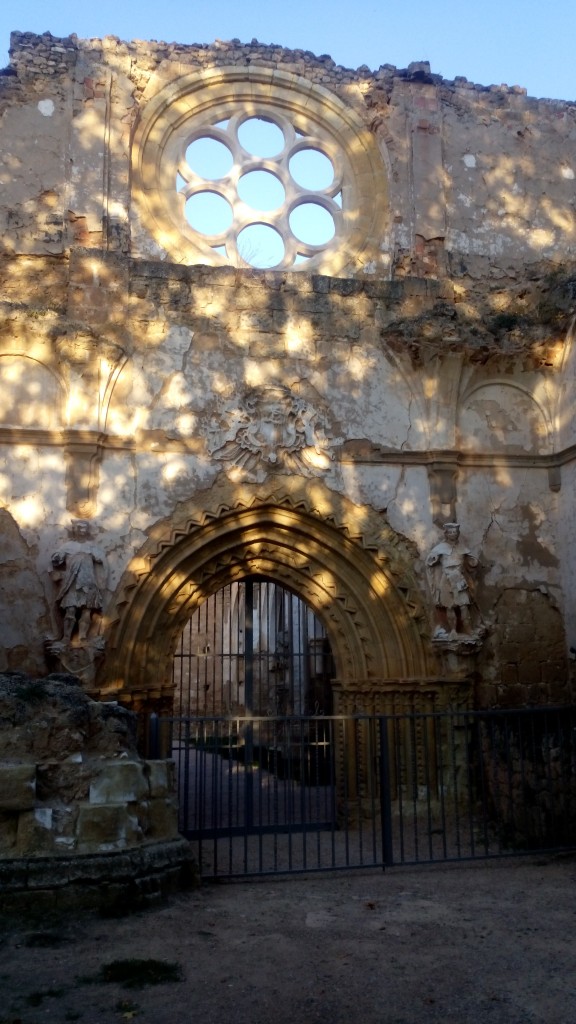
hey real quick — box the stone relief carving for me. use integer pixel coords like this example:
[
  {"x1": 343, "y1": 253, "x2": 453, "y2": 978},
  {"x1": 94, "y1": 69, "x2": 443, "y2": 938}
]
[
  {"x1": 207, "y1": 385, "x2": 341, "y2": 480},
  {"x1": 50, "y1": 520, "x2": 107, "y2": 643},
  {"x1": 45, "y1": 519, "x2": 107, "y2": 685},
  {"x1": 44, "y1": 520, "x2": 107, "y2": 684},
  {"x1": 425, "y1": 522, "x2": 486, "y2": 652}
]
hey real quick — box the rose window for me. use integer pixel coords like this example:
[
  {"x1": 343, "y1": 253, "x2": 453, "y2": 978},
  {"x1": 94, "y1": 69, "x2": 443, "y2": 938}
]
[
  {"x1": 176, "y1": 113, "x2": 343, "y2": 270},
  {"x1": 133, "y1": 67, "x2": 389, "y2": 276}
]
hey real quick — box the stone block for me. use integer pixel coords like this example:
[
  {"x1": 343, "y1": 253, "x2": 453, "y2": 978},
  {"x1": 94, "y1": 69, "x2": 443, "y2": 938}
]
[
  {"x1": 36, "y1": 760, "x2": 91, "y2": 803},
  {"x1": 76, "y1": 803, "x2": 132, "y2": 851},
  {"x1": 501, "y1": 663, "x2": 519, "y2": 686},
  {"x1": 142, "y1": 797, "x2": 180, "y2": 840},
  {"x1": 146, "y1": 759, "x2": 176, "y2": 798},
  {"x1": 89, "y1": 761, "x2": 149, "y2": 805},
  {"x1": 15, "y1": 807, "x2": 54, "y2": 856},
  {"x1": 546, "y1": 678, "x2": 571, "y2": 703},
  {"x1": 0, "y1": 764, "x2": 36, "y2": 810},
  {"x1": 0, "y1": 811, "x2": 18, "y2": 854}
]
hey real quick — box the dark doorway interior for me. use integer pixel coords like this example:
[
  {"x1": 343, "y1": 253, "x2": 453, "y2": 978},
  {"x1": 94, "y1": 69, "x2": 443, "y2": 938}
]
[{"x1": 172, "y1": 576, "x2": 334, "y2": 718}]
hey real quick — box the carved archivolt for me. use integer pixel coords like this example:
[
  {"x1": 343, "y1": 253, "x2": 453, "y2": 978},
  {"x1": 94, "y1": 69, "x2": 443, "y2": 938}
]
[{"x1": 102, "y1": 478, "x2": 434, "y2": 705}]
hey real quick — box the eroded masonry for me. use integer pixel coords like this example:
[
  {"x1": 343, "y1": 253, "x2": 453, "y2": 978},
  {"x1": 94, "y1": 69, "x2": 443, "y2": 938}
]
[{"x1": 1, "y1": 31, "x2": 576, "y2": 719}]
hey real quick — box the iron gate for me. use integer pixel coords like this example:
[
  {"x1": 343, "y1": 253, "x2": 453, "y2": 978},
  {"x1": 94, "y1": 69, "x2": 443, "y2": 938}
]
[
  {"x1": 166, "y1": 577, "x2": 340, "y2": 875},
  {"x1": 154, "y1": 581, "x2": 576, "y2": 876},
  {"x1": 148, "y1": 705, "x2": 576, "y2": 879},
  {"x1": 172, "y1": 577, "x2": 333, "y2": 720}
]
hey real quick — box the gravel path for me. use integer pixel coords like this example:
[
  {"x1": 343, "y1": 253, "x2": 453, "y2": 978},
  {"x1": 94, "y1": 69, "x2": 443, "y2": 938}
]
[{"x1": 1, "y1": 855, "x2": 576, "y2": 1024}]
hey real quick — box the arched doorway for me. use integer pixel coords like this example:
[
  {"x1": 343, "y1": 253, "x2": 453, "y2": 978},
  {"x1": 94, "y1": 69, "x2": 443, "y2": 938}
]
[
  {"x1": 102, "y1": 482, "x2": 434, "y2": 710},
  {"x1": 100, "y1": 485, "x2": 450, "y2": 873}
]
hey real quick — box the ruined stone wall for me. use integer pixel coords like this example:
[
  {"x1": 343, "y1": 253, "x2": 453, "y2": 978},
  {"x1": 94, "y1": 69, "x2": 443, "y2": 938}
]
[
  {"x1": 0, "y1": 674, "x2": 178, "y2": 855},
  {"x1": 0, "y1": 673, "x2": 193, "y2": 907},
  {"x1": 0, "y1": 32, "x2": 575, "y2": 707}
]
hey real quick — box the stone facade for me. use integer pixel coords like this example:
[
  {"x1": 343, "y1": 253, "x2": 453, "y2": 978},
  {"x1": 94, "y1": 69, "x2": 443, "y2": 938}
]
[{"x1": 1, "y1": 32, "x2": 576, "y2": 711}]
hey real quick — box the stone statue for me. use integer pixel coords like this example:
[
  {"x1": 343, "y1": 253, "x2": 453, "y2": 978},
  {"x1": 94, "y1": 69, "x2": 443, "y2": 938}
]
[
  {"x1": 51, "y1": 520, "x2": 107, "y2": 643},
  {"x1": 425, "y1": 523, "x2": 478, "y2": 639}
]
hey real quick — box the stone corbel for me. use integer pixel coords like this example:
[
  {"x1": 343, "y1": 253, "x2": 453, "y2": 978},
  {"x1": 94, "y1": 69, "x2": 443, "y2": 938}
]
[
  {"x1": 64, "y1": 430, "x2": 105, "y2": 517},
  {"x1": 548, "y1": 465, "x2": 561, "y2": 492}
]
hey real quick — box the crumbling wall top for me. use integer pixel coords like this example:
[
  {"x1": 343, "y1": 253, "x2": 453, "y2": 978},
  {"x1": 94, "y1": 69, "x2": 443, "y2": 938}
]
[{"x1": 4, "y1": 30, "x2": 574, "y2": 108}]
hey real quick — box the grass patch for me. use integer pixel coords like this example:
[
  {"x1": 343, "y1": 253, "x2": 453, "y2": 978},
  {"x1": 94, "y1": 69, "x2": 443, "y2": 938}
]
[
  {"x1": 97, "y1": 959, "x2": 183, "y2": 989},
  {"x1": 115, "y1": 998, "x2": 140, "y2": 1016}
]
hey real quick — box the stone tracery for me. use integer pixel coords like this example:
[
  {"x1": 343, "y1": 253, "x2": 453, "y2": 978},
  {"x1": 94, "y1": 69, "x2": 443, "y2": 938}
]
[
  {"x1": 131, "y1": 64, "x2": 390, "y2": 276},
  {"x1": 177, "y1": 110, "x2": 344, "y2": 269}
]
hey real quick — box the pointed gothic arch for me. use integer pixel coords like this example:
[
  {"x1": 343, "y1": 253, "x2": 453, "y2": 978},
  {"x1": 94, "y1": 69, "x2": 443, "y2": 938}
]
[{"x1": 101, "y1": 480, "x2": 433, "y2": 709}]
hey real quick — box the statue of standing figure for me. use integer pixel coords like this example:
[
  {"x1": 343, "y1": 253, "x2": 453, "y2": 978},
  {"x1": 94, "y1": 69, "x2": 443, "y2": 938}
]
[
  {"x1": 51, "y1": 520, "x2": 107, "y2": 643},
  {"x1": 426, "y1": 523, "x2": 479, "y2": 638}
]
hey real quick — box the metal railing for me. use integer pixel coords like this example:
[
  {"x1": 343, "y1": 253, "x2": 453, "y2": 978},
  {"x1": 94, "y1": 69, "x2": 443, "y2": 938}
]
[{"x1": 147, "y1": 706, "x2": 576, "y2": 878}]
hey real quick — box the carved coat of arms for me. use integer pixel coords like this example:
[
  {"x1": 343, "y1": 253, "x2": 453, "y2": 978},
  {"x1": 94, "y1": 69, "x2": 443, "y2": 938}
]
[{"x1": 208, "y1": 385, "x2": 340, "y2": 479}]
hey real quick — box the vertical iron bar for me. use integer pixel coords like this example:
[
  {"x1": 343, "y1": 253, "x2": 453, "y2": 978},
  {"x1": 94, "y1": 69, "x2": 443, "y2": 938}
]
[
  {"x1": 435, "y1": 715, "x2": 448, "y2": 859},
  {"x1": 409, "y1": 715, "x2": 419, "y2": 860},
  {"x1": 449, "y1": 712, "x2": 461, "y2": 858},
  {"x1": 503, "y1": 714, "x2": 514, "y2": 849},
  {"x1": 302, "y1": 598, "x2": 309, "y2": 714},
  {"x1": 197, "y1": 601, "x2": 203, "y2": 713},
  {"x1": 476, "y1": 714, "x2": 490, "y2": 856},
  {"x1": 394, "y1": 716, "x2": 405, "y2": 863},
  {"x1": 244, "y1": 578, "x2": 254, "y2": 842},
  {"x1": 464, "y1": 715, "x2": 476, "y2": 858},
  {"x1": 422, "y1": 714, "x2": 434, "y2": 861},
  {"x1": 182, "y1": 716, "x2": 193, "y2": 856},
  {"x1": 558, "y1": 709, "x2": 568, "y2": 846},
  {"x1": 542, "y1": 709, "x2": 554, "y2": 848},
  {"x1": 379, "y1": 716, "x2": 394, "y2": 867}
]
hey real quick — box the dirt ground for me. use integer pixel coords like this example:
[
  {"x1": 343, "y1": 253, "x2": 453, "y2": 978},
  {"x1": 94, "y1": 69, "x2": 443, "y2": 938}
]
[{"x1": 1, "y1": 855, "x2": 576, "y2": 1024}]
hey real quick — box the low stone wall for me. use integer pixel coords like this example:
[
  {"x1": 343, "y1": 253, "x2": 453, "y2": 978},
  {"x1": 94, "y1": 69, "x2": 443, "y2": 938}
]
[
  {"x1": 0, "y1": 673, "x2": 195, "y2": 909},
  {"x1": 0, "y1": 838, "x2": 195, "y2": 915}
]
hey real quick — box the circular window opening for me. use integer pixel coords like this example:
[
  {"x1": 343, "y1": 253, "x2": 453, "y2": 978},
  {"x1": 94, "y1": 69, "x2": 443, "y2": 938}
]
[
  {"x1": 289, "y1": 203, "x2": 335, "y2": 246},
  {"x1": 289, "y1": 148, "x2": 334, "y2": 191},
  {"x1": 186, "y1": 137, "x2": 233, "y2": 179},
  {"x1": 238, "y1": 170, "x2": 286, "y2": 211},
  {"x1": 237, "y1": 117, "x2": 285, "y2": 157},
  {"x1": 185, "y1": 192, "x2": 233, "y2": 235},
  {"x1": 237, "y1": 224, "x2": 285, "y2": 268}
]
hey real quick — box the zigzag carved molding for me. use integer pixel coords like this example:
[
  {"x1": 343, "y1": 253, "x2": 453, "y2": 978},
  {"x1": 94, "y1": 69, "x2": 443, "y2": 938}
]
[
  {"x1": 119, "y1": 479, "x2": 424, "y2": 625},
  {"x1": 102, "y1": 478, "x2": 433, "y2": 696}
]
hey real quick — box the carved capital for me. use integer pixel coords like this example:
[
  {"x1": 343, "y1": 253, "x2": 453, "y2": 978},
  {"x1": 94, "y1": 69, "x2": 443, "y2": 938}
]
[{"x1": 332, "y1": 675, "x2": 474, "y2": 713}]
